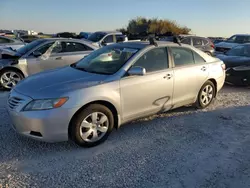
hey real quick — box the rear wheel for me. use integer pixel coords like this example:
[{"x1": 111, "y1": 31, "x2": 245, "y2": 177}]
[
  {"x1": 196, "y1": 81, "x2": 216, "y2": 109},
  {"x1": 69, "y1": 104, "x2": 114, "y2": 147},
  {"x1": 0, "y1": 69, "x2": 23, "y2": 90}
]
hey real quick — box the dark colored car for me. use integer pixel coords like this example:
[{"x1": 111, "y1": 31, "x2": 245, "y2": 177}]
[
  {"x1": 20, "y1": 35, "x2": 40, "y2": 43},
  {"x1": 160, "y1": 35, "x2": 215, "y2": 56},
  {"x1": 55, "y1": 32, "x2": 78, "y2": 38},
  {"x1": 79, "y1": 32, "x2": 92, "y2": 39},
  {"x1": 216, "y1": 44, "x2": 250, "y2": 85}
]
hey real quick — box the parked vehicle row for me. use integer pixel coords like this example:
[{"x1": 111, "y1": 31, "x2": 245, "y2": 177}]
[{"x1": 7, "y1": 40, "x2": 226, "y2": 147}]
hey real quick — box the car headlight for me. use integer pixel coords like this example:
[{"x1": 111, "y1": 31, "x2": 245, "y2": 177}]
[{"x1": 23, "y1": 97, "x2": 68, "y2": 111}]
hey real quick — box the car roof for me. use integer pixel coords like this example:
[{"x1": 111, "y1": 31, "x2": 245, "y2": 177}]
[
  {"x1": 94, "y1": 31, "x2": 122, "y2": 35},
  {"x1": 233, "y1": 34, "x2": 250, "y2": 36},
  {"x1": 36, "y1": 38, "x2": 98, "y2": 49},
  {"x1": 112, "y1": 41, "x2": 190, "y2": 49}
]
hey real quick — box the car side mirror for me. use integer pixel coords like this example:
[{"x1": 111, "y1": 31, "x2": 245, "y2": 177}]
[
  {"x1": 101, "y1": 40, "x2": 107, "y2": 46},
  {"x1": 128, "y1": 66, "x2": 146, "y2": 76},
  {"x1": 33, "y1": 51, "x2": 42, "y2": 57}
]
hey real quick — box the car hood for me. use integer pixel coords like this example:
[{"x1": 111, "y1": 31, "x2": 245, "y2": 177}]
[
  {"x1": 14, "y1": 66, "x2": 109, "y2": 98},
  {"x1": 216, "y1": 54, "x2": 250, "y2": 68},
  {"x1": 215, "y1": 42, "x2": 240, "y2": 49}
]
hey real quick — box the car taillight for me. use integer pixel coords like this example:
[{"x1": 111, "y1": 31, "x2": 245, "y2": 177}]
[
  {"x1": 221, "y1": 63, "x2": 226, "y2": 70},
  {"x1": 210, "y1": 43, "x2": 215, "y2": 49}
]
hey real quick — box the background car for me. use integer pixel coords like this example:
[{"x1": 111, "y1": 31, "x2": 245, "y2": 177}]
[
  {"x1": 0, "y1": 38, "x2": 98, "y2": 89},
  {"x1": 215, "y1": 34, "x2": 250, "y2": 54},
  {"x1": 216, "y1": 44, "x2": 250, "y2": 85},
  {"x1": 87, "y1": 31, "x2": 128, "y2": 47},
  {"x1": 7, "y1": 41, "x2": 225, "y2": 147},
  {"x1": 20, "y1": 35, "x2": 40, "y2": 43},
  {"x1": 0, "y1": 35, "x2": 25, "y2": 50},
  {"x1": 79, "y1": 32, "x2": 92, "y2": 39},
  {"x1": 160, "y1": 35, "x2": 215, "y2": 56},
  {"x1": 55, "y1": 32, "x2": 78, "y2": 38}
]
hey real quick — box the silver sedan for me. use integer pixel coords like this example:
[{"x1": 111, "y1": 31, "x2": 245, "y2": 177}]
[
  {"x1": 7, "y1": 41, "x2": 226, "y2": 147},
  {"x1": 0, "y1": 38, "x2": 98, "y2": 89}
]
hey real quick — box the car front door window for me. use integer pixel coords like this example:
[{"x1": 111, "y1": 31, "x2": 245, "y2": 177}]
[
  {"x1": 132, "y1": 48, "x2": 168, "y2": 73},
  {"x1": 181, "y1": 38, "x2": 191, "y2": 45},
  {"x1": 103, "y1": 35, "x2": 114, "y2": 43}
]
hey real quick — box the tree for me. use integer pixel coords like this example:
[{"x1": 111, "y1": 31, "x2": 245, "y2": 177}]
[{"x1": 123, "y1": 17, "x2": 191, "y2": 35}]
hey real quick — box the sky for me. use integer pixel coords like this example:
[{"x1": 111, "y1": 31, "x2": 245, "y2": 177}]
[{"x1": 0, "y1": 0, "x2": 250, "y2": 37}]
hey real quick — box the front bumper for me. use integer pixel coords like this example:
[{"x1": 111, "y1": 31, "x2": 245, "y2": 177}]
[{"x1": 7, "y1": 90, "x2": 79, "y2": 142}]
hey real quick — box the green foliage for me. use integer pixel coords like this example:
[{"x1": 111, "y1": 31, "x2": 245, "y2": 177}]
[{"x1": 122, "y1": 17, "x2": 191, "y2": 35}]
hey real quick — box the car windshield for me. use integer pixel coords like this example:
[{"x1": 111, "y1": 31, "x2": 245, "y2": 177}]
[
  {"x1": 73, "y1": 45, "x2": 139, "y2": 75},
  {"x1": 226, "y1": 45, "x2": 250, "y2": 57},
  {"x1": 16, "y1": 39, "x2": 45, "y2": 55},
  {"x1": 226, "y1": 35, "x2": 250, "y2": 44},
  {"x1": 87, "y1": 32, "x2": 106, "y2": 42}
]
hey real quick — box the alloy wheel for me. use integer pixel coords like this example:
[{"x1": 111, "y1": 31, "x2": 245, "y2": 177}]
[
  {"x1": 0, "y1": 71, "x2": 21, "y2": 89},
  {"x1": 200, "y1": 85, "x2": 213, "y2": 106},
  {"x1": 79, "y1": 112, "x2": 109, "y2": 142}
]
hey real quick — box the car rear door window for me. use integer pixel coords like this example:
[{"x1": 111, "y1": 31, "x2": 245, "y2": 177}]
[
  {"x1": 133, "y1": 48, "x2": 168, "y2": 73},
  {"x1": 193, "y1": 37, "x2": 203, "y2": 46},
  {"x1": 193, "y1": 51, "x2": 206, "y2": 64},
  {"x1": 181, "y1": 38, "x2": 191, "y2": 45},
  {"x1": 171, "y1": 47, "x2": 195, "y2": 67}
]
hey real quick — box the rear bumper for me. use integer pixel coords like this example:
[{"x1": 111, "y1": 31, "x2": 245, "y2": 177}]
[{"x1": 216, "y1": 73, "x2": 226, "y2": 92}]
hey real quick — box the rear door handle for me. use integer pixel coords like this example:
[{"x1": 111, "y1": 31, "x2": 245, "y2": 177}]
[
  {"x1": 55, "y1": 57, "x2": 62, "y2": 60},
  {"x1": 164, "y1": 73, "x2": 172, "y2": 79},
  {"x1": 201, "y1": 66, "x2": 207, "y2": 71}
]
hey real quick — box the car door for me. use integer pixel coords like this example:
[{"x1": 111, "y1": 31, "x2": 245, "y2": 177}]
[
  {"x1": 120, "y1": 47, "x2": 174, "y2": 122},
  {"x1": 25, "y1": 42, "x2": 55, "y2": 75},
  {"x1": 170, "y1": 47, "x2": 209, "y2": 108},
  {"x1": 39, "y1": 41, "x2": 92, "y2": 71}
]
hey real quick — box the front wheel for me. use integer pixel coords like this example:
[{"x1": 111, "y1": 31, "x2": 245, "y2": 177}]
[
  {"x1": 195, "y1": 81, "x2": 216, "y2": 109},
  {"x1": 0, "y1": 69, "x2": 23, "y2": 90},
  {"x1": 69, "y1": 104, "x2": 114, "y2": 147}
]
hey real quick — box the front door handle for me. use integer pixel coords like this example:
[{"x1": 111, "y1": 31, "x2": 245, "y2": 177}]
[
  {"x1": 55, "y1": 57, "x2": 62, "y2": 60},
  {"x1": 164, "y1": 73, "x2": 172, "y2": 79},
  {"x1": 201, "y1": 66, "x2": 207, "y2": 71}
]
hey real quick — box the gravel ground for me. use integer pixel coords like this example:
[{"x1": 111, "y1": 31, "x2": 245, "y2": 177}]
[{"x1": 0, "y1": 85, "x2": 250, "y2": 188}]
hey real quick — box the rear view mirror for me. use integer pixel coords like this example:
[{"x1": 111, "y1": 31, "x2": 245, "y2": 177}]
[
  {"x1": 128, "y1": 66, "x2": 146, "y2": 76},
  {"x1": 33, "y1": 51, "x2": 42, "y2": 57}
]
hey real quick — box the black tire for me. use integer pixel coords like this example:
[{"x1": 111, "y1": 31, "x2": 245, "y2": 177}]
[
  {"x1": 69, "y1": 104, "x2": 114, "y2": 147},
  {"x1": 195, "y1": 80, "x2": 216, "y2": 109},
  {"x1": 0, "y1": 69, "x2": 24, "y2": 90}
]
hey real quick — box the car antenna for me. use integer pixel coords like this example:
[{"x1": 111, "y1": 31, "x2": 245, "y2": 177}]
[
  {"x1": 148, "y1": 34, "x2": 158, "y2": 46},
  {"x1": 173, "y1": 35, "x2": 181, "y2": 46}
]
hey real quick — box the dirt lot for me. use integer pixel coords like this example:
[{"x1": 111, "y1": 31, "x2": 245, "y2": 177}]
[{"x1": 0, "y1": 85, "x2": 250, "y2": 188}]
